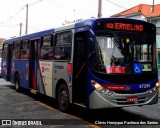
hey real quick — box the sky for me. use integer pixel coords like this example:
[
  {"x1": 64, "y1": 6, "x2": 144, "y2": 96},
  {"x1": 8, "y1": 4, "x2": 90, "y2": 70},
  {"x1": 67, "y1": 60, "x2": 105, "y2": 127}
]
[{"x1": 0, "y1": 0, "x2": 160, "y2": 39}]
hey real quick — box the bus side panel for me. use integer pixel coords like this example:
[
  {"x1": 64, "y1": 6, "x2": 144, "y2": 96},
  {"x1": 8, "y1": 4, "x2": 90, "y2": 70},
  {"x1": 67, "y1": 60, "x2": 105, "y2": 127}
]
[
  {"x1": 37, "y1": 61, "x2": 53, "y2": 97},
  {"x1": 52, "y1": 62, "x2": 71, "y2": 99},
  {"x1": 36, "y1": 62, "x2": 46, "y2": 95},
  {"x1": 19, "y1": 60, "x2": 29, "y2": 89},
  {"x1": 10, "y1": 60, "x2": 15, "y2": 84},
  {"x1": 12, "y1": 60, "x2": 21, "y2": 80},
  {"x1": 2, "y1": 60, "x2": 7, "y2": 80}
]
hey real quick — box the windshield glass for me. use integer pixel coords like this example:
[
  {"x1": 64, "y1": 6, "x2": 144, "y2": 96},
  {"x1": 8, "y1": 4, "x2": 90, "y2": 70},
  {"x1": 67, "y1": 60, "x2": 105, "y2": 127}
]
[{"x1": 93, "y1": 32, "x2": 155, "y2": 74}]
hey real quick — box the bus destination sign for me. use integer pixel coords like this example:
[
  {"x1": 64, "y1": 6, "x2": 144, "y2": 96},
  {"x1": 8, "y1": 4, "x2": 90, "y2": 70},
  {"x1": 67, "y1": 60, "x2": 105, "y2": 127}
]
[
  {"x1": 106, "y1": 23, "x2": 143, "y2": 32},
  {"x1": 94, "y1": 19, "x2": 156, "y2": 34}
]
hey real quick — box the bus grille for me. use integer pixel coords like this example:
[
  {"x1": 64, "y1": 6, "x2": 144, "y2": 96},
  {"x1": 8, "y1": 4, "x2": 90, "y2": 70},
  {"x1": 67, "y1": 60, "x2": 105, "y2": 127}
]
[
  {"x1": 110, "y1": 96, "x2": 148, "y2": 105},
  {"x1": 114, "y1": 90, "x2": 147, "y2": 94}
]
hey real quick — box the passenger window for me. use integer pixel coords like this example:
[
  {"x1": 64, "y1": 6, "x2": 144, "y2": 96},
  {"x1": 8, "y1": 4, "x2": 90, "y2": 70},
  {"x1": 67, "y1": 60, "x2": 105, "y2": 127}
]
[
  {"x1": 54, "y1": 32, "x2": 72, "y2": 60},
  {"x1": 21, "y1": 40, "x2": 29, "y2": 59},
  {"x1": 40, "y1": 35, "x2": 53, "y2": 60},
  {"x1": 2, "y1": 44, "x2": 8, "y2": 60},
  {"x1": 13, "y1": 41, "x2": 20, "y2": 59}
]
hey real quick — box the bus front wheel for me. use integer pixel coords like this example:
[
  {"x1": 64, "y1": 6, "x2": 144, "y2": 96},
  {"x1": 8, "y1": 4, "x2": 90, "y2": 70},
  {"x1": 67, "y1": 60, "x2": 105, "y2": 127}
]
[
  {"x1": 57, "y1": 84, "x2": 70, "y2": 112},
  {"x1": 15, "y1": 74, "x2": 20, "y2": 92}
]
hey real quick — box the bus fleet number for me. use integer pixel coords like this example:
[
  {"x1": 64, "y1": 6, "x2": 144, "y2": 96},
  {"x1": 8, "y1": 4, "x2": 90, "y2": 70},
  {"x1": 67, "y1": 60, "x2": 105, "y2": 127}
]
[{"x1": 139, "y1": 84, "x2": 150, "y2": 89}]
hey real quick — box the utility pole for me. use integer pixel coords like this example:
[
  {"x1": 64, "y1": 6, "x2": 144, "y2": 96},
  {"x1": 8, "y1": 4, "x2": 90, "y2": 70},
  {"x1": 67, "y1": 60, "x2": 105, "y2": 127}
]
[
  {"x1": 25, "y1": 4, "x2": 28, "y2": 34},
  {"x1": 19, "y1": 23, "x2": 22, "y2": 36},
  {"x1": 98, "y1": 0, "x2": 102, "y2": 18},
  {"x1": 152, "y1": 0, "x2": 154, "y2": 13},
  {"x1": 150, "y1": 0, "x2": 154, "y2": 23},
  {"x1": 74, "y1": 10, "x2": 75, "y2": 22}
]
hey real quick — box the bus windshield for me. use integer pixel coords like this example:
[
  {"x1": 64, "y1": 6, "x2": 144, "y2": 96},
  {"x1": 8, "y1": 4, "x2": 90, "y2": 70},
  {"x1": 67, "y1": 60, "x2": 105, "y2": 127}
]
[{"x1": 94, "y1": 32, "x2": 155, "y2": 74}]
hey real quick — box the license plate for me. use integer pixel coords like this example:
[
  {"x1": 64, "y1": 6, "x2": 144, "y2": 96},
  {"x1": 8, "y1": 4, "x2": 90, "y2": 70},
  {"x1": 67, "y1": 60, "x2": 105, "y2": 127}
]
[{"x1": 127, "y1": 97, "x2": 138, "y2": 102}]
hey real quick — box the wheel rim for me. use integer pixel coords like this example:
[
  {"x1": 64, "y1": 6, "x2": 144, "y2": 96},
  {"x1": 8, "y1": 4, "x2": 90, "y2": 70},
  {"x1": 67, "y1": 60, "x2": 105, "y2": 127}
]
[
  {"x1": 59, "y1": 89, "x2": 68, "y2": 106},
  {"x1": 15, "y1": 77, "x2": 19, "y2": 90}
]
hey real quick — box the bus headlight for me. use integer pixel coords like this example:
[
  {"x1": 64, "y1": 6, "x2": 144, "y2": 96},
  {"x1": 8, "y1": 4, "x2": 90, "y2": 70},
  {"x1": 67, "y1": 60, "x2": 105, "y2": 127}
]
[
  {"x1": 91, "y1": 80, "x2": 110, "y2": 95},
  {"x1": 151, "y1": 82, "x2": 160, "y2": 92},
  {"x1": 156, "y1": 82, "x2": 160, "y2": 87},
  {"x1": 92, "y1": 80, "x2": 102, "y2": 91},
  {"x1": 153, "y1": 88, "x2": 156, "y2": 91}
]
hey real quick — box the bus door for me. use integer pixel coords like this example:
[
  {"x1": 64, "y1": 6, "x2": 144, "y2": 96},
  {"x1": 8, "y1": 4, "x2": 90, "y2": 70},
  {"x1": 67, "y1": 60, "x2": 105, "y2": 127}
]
[
  {"x1": 19, "y1": 40, "x2": 30, "y2": 89},
  {"x1": 29, "y1": 39, "x2": 40, "y2": 90},
  {"x1": 73, "y1": 31, "x2": 88, "y2": 104},
  {"x1": 7, "y1": 44, "x2": 12, "y2": 81},
  {"x1": 39, "y1": 35, "x2": 53, "y2": 97},
  {"x1": 2, "y1": 44, "x2": 12, "y2": 81}
]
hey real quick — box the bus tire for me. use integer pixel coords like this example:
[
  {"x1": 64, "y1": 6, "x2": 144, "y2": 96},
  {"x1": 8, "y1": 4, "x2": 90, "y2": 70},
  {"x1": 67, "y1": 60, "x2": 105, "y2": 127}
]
[
  {"x1": 57, "y1": 84, "x2": 70, "y2": 112},
  {"x1": 15, "y1": 74, "x2": 20, "y2": 92}
]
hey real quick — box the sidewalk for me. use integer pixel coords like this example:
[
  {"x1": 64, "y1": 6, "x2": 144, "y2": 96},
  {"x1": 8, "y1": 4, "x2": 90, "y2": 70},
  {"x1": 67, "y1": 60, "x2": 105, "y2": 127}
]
[{"x1": 0, "y1": 78, "x2": 14, "y2": 86}]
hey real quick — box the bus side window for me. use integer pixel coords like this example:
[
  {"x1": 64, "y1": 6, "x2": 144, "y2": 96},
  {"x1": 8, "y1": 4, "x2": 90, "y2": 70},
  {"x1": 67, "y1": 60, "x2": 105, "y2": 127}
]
[
  {"x1": 13, "y1": 41, "x2": 20, "y2": 59},
  {"x1": 40, "y1": 35, "x2": 53, "y2": 60},
  {"x1": 20, "y1": 40, "x2": 29, "y2": 60},
  {"x1": 2, "y1": 44, "x2": 8, "y2": 61},
  {"x1": 54, "y1": 31, "x2": 72, "y2": 60}
]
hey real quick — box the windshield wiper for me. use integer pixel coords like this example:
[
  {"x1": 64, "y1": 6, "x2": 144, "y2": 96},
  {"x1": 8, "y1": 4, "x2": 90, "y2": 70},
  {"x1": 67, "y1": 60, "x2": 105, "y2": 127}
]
[{"x1": 112, "y1": 33, "x2": 124, "y2": 56}]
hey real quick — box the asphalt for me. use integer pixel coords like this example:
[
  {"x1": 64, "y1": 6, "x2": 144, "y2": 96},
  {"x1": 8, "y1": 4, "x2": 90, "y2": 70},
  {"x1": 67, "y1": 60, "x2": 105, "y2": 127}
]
[{"x1": 0, "y1": 78, "x2": 95, "y2": 128}]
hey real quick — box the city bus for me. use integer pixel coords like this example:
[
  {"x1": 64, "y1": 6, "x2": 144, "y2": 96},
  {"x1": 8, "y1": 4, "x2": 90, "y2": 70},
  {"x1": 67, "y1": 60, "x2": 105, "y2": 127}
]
[{"x1": 1, "y1": 18, "x2": 159, "y2": 111}]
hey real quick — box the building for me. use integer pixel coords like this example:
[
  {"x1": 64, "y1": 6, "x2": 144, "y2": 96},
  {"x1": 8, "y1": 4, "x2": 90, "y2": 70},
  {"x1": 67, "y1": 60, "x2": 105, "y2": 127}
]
[
  {"x1": 0, "y1": 38, "x2": 4, "y2": 58},
  {"x1": 111, "y1": 4, "x2": 160, "y2": 77}
]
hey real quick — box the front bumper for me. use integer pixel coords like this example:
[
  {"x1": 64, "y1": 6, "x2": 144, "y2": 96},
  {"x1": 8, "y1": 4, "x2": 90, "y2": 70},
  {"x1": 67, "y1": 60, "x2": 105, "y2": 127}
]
[{"x1": 89, "y1": 87, "x2": 159, "y2": 109}]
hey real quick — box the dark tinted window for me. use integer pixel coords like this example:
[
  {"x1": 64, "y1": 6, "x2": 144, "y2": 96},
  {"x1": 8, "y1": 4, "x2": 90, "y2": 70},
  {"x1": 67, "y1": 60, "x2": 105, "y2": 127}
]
[
  {"x1": 54, "y1": 31, "x2": 72, "y2": 60},
  {"x1": 40, "y1": 35, "x2": 53, "y2": 60},
  {"x1": 21, "y1": 40, "x2": 29, "y2": 59},
  {"x1": 2, "y1": 44, "x2": 8, "y2": 60},
  {"x1": 13, "y1": 41, "x2": 20, "y2": 59}
]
